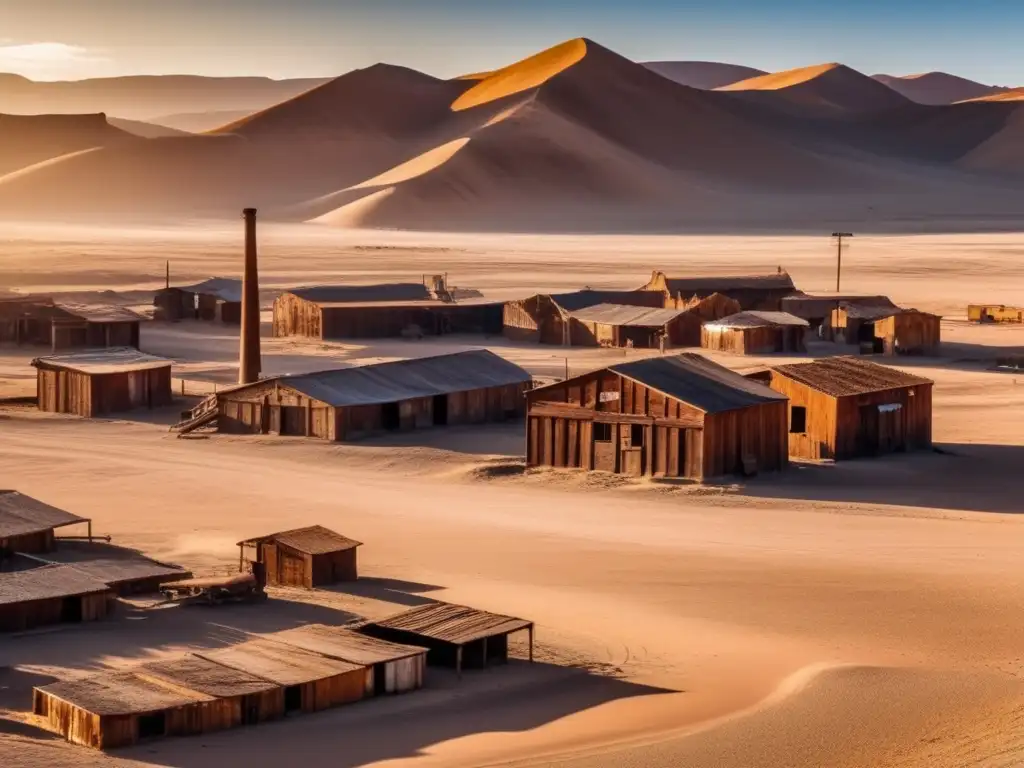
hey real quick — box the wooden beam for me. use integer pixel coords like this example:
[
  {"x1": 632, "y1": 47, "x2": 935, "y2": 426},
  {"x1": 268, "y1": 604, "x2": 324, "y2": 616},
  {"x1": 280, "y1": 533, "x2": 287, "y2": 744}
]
[{"x1": 456, "y1": 645, "x2": 463, "y2": 679}]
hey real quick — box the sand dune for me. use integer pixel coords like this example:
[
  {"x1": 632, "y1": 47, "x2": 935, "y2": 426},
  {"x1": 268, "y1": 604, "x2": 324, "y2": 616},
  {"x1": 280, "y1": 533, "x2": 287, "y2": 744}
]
[
  {"x1": 643, "y1": 61, "x2": 766, "y2": 89},
  {"x1": 959, "y1": 86, "x2": 1024, "y2": 104},
  {"x1": 107, "y1": 117, "x2": 192, "y2": 138},
  {"x1": 875, "y1": 71, "x2": 1011, "y2": 105},
  {"x1": 0, "y1": 112, "x2": 135, "y2": 175},
  {"x1": 149, "y1": 108, "x2": 256, "y2": 133}
]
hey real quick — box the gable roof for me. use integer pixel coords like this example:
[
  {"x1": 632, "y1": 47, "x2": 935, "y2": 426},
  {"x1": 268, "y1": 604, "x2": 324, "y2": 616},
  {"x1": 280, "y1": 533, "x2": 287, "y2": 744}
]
[
  {"x1": 781, "y1": 294, "x2": 896, "y2": 318},
  {"x1": 0, "y1": 564, "x2": 111, "y2": 606},
  {"x1": 0, "y1": 491, "x2": 89, "y2": 539},
  {"x1": 287, "y1": 283, "x2": 432, "y2": 305},
  {"x1": 31, "y1": 347, "x2": 171, "y2": 375},
  {"x1": 771, "y1": 357, "x2": 933, "y2": 397},
  {"x1": 568, "y1": 303, "x2": 687, "y2": 327},
  {"x1": 170, "y1": 277, "x2": 243, "y2": 303},
  {"x1": 198, "y1": 640, "x2": 363, "y2": 686},
  {"x1": 704, "y1": 311, "x2": 810, "y2": 329},
  {"x1": 362, "y1": 602, "x2": 532, "y2": 645},
  {"x1": 271, "y1": 624, "x2": 427, "y2": 665},
  {"x1": 237, "y1": 525, "x2": 361, "y2": 555},
  {"x1": 547, "y1": 290, "x2": 663, "y2": 313},
  {"x1": 37, "y1": 671, "x2": 215, "y2": 716}
]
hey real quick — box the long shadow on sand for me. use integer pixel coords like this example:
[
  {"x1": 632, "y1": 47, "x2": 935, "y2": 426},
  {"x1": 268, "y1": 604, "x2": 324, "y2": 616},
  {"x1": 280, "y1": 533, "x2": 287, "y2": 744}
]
[{"x1": 318, "y1": 576, "x2": 446, "y2": 608}]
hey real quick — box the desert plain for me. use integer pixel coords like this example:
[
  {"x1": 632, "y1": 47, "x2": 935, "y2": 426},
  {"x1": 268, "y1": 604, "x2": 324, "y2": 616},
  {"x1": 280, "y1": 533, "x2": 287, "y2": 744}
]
[{"x1": 1, "y1": 223, "x2": 1023, "y2": 768}]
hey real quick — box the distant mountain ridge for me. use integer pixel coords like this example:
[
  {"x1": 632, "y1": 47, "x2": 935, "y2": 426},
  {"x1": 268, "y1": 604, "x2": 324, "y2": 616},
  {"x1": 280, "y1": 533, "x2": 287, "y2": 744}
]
[{"x1": 872, "y1": 72, "x2": 1011, "y2": 105}]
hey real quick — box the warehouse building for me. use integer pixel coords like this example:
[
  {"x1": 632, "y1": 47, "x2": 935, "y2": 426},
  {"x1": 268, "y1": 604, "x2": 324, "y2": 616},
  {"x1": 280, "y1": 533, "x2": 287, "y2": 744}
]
[
  {"x1": 700, "y1": 311, "x2": 809, "y2": 355},
  {"x1": 0, "y1": 565, "x2": 113, "y2": 632},
  {"x1": 237, "y1": 526, "x2": 361, "y2": 588},
  {"x1": 153, "y1": 277, "x2": 242, "y2": 324},
  {"x1": 642, "y1": 271, "x2": 797, "y2": 311},
  {"x1": 503, "y1": 290, "x2": 664, "y2": 345},
  {"x1": 831, "y1": 304, "x2": 941, "y2": 356}
]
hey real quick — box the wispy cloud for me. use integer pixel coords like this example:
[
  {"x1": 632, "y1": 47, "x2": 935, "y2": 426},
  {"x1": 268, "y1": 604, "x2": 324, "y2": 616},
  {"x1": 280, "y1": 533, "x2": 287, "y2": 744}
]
[{"x1": 0, "y1": 42, "x2": 110, "y2": 80}]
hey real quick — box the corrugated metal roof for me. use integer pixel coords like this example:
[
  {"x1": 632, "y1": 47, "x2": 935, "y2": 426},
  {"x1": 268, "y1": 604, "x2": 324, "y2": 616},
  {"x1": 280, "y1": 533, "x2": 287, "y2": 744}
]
[
  {"x1": 704, "y1": 311, "x2": 810, "y2": 329},
  {"x1": 237, "y1": 525, "x2": 361, "y2": 555},
  {"x1": 0, "y1": 564, "x2": 110, "y2": 606},
  {"x1": 0, "y1": 491, "x2": 89, "y2": 538},
  {"x1": 288, "y1": 283, "x2": 432, "y2": 304},
  {"x1": 52, "y1": 302, "x2": 143, "y2": 323},
  {"x1": 663, "y1": 273, "x2": 796, "y2": 295},
  {"x1": 31, "y1": 347, "x2": 171, "y2": 375},
  {"x1": 841, "y1": 304, "x2": 938, "y2": 321},
  {"x1": 363, "y1": 602, "x2": 532, "y2": 646},
  {"x1": 140, "y1": 654, "x2": 278, "y2": 698},
  {"x1": 271, "y1": 625, "x2": 427, "y2": 665},
  {"x1": 38, "y1": 672, "x2": 215, "y2": 716},
  {"x1": 781, "y1": 294, "x2": 896, "y2": 319},
  {"x1": 548, "y1": 290, "x2": 663, "y2": 313},
  {"x1": 771, "y1": 357, "x2": 934, "y2": 398},
  {"x1": 611, "y1": 353, "x2": 788, "y2": 414},
  {"x1": 171, "y1": 277, "x2": 243, "y2": 303},
  {"x1": 246, "y1": 350, "x2": 529, "y2": 408},
  {"x1": 568, "y1": 303, "x2": 687, "y2": 327},
  {"x1": 198, "y1": 640, "x2": 363, "y2": 686}
]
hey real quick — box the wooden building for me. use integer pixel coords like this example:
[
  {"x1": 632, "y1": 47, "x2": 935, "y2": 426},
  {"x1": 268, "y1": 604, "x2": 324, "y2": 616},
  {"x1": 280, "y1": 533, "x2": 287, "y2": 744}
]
[
  {"x1": 830, "y1": 305, "x2": 941, "y2": 356},
  {"x1": 700, "y1": 311, "x2": 809, "y2": 355},
  {"x1": 764, "y1": 357, "x2": 934, "y2": 461},
  {"x1": 359, "y1": 603, "x2": 534, "y2": 674},
  {"x1": 212, "y1": 350, "x2": 530, "y2": 441},
  {"x1": 273, "y1": 624, "x2": 428, "y2": 695},
  {"x1": 237, "y1": 526, "x2": 361, "y2": 588},
  {"x1": 502, "y1": 290, "x2": 664, "y2": 345},
  {"x1": 0, "y1": 297, "x2": 141, "y2": 350},
  {"x1": 153, "y1": 278, "x2": 242, "y2": 324},
  {"x1": 33, "y1": 670, "x2": 217, "y2": 750},
  {"x1": 967, "y1": 304, "x2": 1024, "y2": 324},
  {"x1": 39, "y1": 540, "x2": 191, "y2": 596},
  {"x1": 781, "y1": 294, "x2": 896, "y2": 334},
  {"x1": 525, "y1": 353, "x2": 789, "y2": 481},
  {"x1": 0, "y1": 565, "x2": 113, "y2": 632},
  {"x1": 198, "y1": 640, "x2": 366, "y2": 715},
  {"x1": 642, "y1": 271, "x2": 797, "y2": 311},
  {"x1": 33, "y1": 347, "x2": 173, "y2": 418},
  {"x1": 0, "y1": 490, "x2": 91, "y2": 555}
]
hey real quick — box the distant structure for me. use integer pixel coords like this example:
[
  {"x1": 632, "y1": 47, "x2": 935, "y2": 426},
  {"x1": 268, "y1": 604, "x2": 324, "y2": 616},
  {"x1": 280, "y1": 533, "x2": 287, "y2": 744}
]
[
  {"x1": 525, "y1": 353, "x2": 789, "y2": 480},
  {"x1": 0, "y1": 565, "x2": 113, "y2": 632},
  {"x1": 153, "y1": 278, "x2": 242, "y2": 324},
  {"x1": 237, "y1": 526, "x2": 361, "y2": 588},
  {"x1": 0, "y1": 297, "x2": 141, "y2": 350},
  {"x1": 830, "y1": 304, "x2": 941, "y2": 356},
  {"x1": 967, "y1": 304, "x2": 1024, "y2": 324},
  {"x1": 780, "y1": 294, "x2": 896, "y2": 335},
  {"x1": 762, "y1": 357, "x2": 933, "y2": 460},
  {"x1": 642, "y1": 271, "x2": 797, "y2": 311},
  {"x1": 32, "y1": 348, "x2": 172, "y2": 418},
  {"x1": 502, "y1": 290, "x2": 664, "y2": 345},
  {"x1": 700, "y1": 311, "x2": 809, "y2": 355},
  {"x1": 239, "y1": 207, "x2": 261, "y2": 385}
]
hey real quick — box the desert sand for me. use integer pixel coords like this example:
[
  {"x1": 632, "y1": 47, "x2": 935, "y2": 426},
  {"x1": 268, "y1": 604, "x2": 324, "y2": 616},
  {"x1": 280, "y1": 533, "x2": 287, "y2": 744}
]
[
  {"x1": 2, "y1": 224, "x2": 1024, "y2": 768},
  {"x1": 872, "y1": 71, "x2": 1011, "y2": 105}
]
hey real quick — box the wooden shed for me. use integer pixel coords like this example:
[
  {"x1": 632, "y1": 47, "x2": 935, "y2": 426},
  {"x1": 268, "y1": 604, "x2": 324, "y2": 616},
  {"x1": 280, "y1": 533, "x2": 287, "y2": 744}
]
[
  {"x1": 153, "y1": 277, "x2": 242, "y2": 324},
  {"x1": 701, "y1": 311, "x2": 809, "y2": 355},
  {"x1": 830, "y1": 305, "x2": 941, "y2": 356},
  {"x1": 0, "y1": 565, "x2": 113, "y2": 632},
  {"x1": 33, "y1": 670, "x2": 217, "y2": 750},
  {"x1": 212, "y1": 350, "x2": 531, "y2": 441},
  {"x1": 272, "y1": 624, "x2": 428, "y2": 695},
  {"x1": 0, "y1": 297, "x2": 141, "y2": 350},
  {"x1": 359, "y1": 602, "x2": 534, "y2": 675},
  {"x1": 0, "y1": 490, "x2": 91, "y2": 555},
  {"x1": 967, "y1": 304, "x2": 1024, "y2": 324},
  {"x1": 502, "y1": 290, "x2": 664, "y2": 345},
  {"x1": 237, "y1": 526, "x2": 361, "y2": 588},
  {"x1": 764, "y1": 357, "x2": 934, "y2": 461},
  {"x1": 567, "y1": 295, "x2": 740, "y2": 348},
  {"x1": 781, "y1": 294, "x2": 896, "y2": 334},
  {"x1": 32, "y1": 347, "x2": 173, "y2": 418},
  {"x1": 198, "y1": 639, "x2": 366, "y2": 715},
  {"x1": 642, "y1": 271, "x2": 797, "y2": 311},
  {"x1": 525, "y1": 353, "x2": 790, "y2": 481}
]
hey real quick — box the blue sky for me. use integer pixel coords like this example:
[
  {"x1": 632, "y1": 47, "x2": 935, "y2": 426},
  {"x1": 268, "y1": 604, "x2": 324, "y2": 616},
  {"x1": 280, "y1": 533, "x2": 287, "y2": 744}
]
[{"x1": 1, "y1": 0, "x2": 1022, "y2": 84}]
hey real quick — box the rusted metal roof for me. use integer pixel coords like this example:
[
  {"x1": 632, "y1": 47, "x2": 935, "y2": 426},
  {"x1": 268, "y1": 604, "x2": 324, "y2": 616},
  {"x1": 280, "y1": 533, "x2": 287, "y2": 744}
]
[
  {"x1": 139, "y1": 654, "x2": 278, "y2": 698},
  {"x1": 237, "y1": 525, "x2": 361, "y2": 555},
  {"x1": 704, "y1": 311, "x2": 810, "y2": 329},
  {"x1": 547, "y1": 290, "x2": 663, "y2": 313},
  {"x1": 52, "y1": 302, "x2": 143, "y2": 323},
  {"x1": 0, "y1": 491, "x2": 89, "y2": 538},
  {"x1": 271, "y1": 624, "x2": 427, "y2": 665},
  {"x1": 364, "y1": 602, "x2": 532, "y2": 646},
  {"x1": 169, "y1": 277, "x2": 243, "y2": 303},
  {"x1": 840, "y1": 304, "x2": 939, "y2": 321},
  {"x1": 781, "y1": 294, "x2": 896, "y2": 319},
  {"x1": 568, "y1": 303, "x2": 687, "y2": 327},
  {"x1": 662, "y1": 273, "x2": 796, "y2": 295},
  {"x1": 771, "y1": 357, "x2": 934, "y2": 398},
  {"x1": 198, "y1": 640, "x2": 363, "y2": 686},
  {"x1": 288, "y1": 283, "x2": 432, "y2": 304},
  {"x1": 31, "y1": 347, "x2": 171, "y2": 375},
  {"x1": 0, "y1": 565, "x2": 110, "y2": 606},
  {"x1": 37, "y1": 671, "x2": 215, "y2": 716}
]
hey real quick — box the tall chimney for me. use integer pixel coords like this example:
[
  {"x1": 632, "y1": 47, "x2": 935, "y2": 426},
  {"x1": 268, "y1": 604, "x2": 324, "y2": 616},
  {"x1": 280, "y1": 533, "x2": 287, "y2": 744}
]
[{"x1": 238, "y1": 208, "x2": 261, "y2": 384}]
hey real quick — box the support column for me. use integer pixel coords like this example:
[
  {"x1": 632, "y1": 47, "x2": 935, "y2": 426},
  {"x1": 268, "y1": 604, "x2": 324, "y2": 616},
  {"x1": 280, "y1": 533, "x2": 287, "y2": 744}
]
[{"x1": 456, "y1": 645, "x2": 463, "y2": 679}]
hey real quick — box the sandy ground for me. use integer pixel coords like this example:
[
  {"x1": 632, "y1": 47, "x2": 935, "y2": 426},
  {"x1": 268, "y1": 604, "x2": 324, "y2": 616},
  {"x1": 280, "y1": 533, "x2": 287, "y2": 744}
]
[{"x1": 2, "y1": 224, "x2": 1024, "y2": 768}]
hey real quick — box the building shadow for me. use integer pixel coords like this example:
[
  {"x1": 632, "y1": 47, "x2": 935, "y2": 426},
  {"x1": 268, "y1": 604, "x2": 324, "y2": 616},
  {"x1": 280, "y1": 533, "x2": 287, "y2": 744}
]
[
  {"x1": 351, "y1": 423, "x2": 524, "y2": 458},
  {"x1": 319, "y1": 577, "x2": 445, "y2": 608}
]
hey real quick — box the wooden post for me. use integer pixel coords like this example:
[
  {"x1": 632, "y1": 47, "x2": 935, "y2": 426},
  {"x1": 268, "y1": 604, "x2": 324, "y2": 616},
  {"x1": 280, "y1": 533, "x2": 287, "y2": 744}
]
[
  {"x1": 456, "y1": 645, "x2": 463, "y2": 679},
  {"x1": 482, "y1": 637, "x2": 488, "y2": 668},
  {"x1": 238, "y1": 545, "x2": 244, "y2": 573},
  {"x1": 165, "y1": 260, "x2": 170, "y2": 290},
  {"x1": 528, "y1": 625, "x2": 534, "y2": 662},
  {"x1": 88, "y1": 520, "x2": 93, "y2": 543}
]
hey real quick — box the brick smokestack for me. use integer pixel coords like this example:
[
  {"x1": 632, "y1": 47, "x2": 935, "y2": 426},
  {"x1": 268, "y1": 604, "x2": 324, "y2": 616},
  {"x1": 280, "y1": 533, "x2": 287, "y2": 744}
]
[{"x1": 238, "y1": 208, "x2": 261, "y2": 384}]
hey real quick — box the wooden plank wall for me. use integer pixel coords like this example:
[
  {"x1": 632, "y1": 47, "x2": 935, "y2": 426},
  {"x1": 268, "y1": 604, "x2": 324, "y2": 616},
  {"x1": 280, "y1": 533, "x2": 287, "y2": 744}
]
[
  {"x1": 879, "y1": 313, "x2": 941, "y2": 355},
  {"x1": 1, "y1": 529, "x2": 55, "y2": 554},
  {"x1": 310, "y1": 549, "x2": 358, "y2": 585},
  {"x1": 701, "y1": 401, "x2": 789, "y2": 477},
  {"x1": 304, "y1": 668, "x2": 366, "y2": 712},
  {"x1": 766, "y1": 373, "x2": 838, "y2": 460},
  {"x1": 833, "y1": 383, "x2": 932, "y2": 458},
  {"x1": 273, "y1": 294, "x2": 323, "y2": 339}
]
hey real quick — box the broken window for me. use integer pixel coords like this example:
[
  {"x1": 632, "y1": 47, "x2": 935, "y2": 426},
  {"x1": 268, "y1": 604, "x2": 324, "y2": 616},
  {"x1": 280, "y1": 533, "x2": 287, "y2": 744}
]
[
  {"x1": 790, "y1": 406, "x2": 807, "y2": 434},
  {"x1": 594, "y1": 422, "x2": 612, "y2": 442}
]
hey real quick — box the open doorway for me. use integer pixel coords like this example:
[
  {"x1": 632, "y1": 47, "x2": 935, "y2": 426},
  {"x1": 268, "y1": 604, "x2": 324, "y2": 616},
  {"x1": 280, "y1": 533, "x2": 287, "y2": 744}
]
[
  {"x1": 59, "y1": 596, "x2": 83, "y2": 623},
  {"x1": 381, "y1": 402, "x2": 400, "y2": 430},
  {"x1": 284, "y1": 685, "x2": 302, "y2": 713},
  {"x1": 373, "y1": 664, "x2": 388, "y2": 696},
  {"x1": 432, "y1": 394, "x2": 448, "y2": 426},
  {"x1": 137, "y1": 712, "x2": 166, "y2": 740}
]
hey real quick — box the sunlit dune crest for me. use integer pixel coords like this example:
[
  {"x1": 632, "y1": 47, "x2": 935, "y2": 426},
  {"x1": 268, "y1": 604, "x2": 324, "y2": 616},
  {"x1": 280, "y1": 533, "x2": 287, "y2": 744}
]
[{"x1": 718, "y1": 62, "x2": 845, "y2": 91}]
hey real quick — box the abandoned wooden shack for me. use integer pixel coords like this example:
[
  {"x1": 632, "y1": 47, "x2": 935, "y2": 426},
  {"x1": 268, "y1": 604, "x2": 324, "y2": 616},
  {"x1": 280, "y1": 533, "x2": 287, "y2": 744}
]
[
  {"x1": 967, "y1": 304, "x2": 1024, "y2": 324},
  {"x1": 358, "y1": 603, "x2": 534, "y2": 674},
  {"x1": 0, "y1": 565, "x2": 113, "y2": 632},
  {"x1": 273, "y1": 624, "x2": 428, "y2": 695},
  {"x1": 33, "y1": 670, "x2": 217, "y2": 750},
  {"x1": 642, "y1": 271, "x2": 797, "y2": 311},
  {"x1": 198, "y1": 640, "x2": 366, "y2": 715},
  {"x1": 0, "y1": 297, "x2": 141, "y2": 350},
  {"x1": 568, "y1": 293, "x2": 742, "y2": 348},
  {"x1": 780, "y1": 294, "x2": 897, "y2": 334},
  {"x1": 502, "y1": 290, "x2": 664, "y2": 345},
  {"x1": 0, "y1": 490, "x2": 91, "y2": 555},
  {"x1": 211, "y1": 350, "x2": 531, "y2": 441},
  {"x1": 237, "y1": 526, "x2": 361, "y2": 588},
  {"x1": 525, "y1": 353, "x2": 789, "y2": 480},
  {"x1": 764, "y1": 357, "x2": 934, "y2": 461},
  {"x1": 700, "y1": 311, "x2": 809, "y2": 355},
  {"x1": 153, "y1": 278, "x2": 242, "y2": 324},
  {"x1": 32, "y1": 347, "x2": 173, "y2": 418},
  {"x1": 830, "y1": 305, "x2": 941, "y2": 356}
]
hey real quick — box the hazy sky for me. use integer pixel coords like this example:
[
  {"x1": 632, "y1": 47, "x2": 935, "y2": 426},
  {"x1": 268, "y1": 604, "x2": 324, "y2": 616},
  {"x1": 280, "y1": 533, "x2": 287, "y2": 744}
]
[{"x1": 1, "y1": 0, "x2": 1022, "y2": 84}]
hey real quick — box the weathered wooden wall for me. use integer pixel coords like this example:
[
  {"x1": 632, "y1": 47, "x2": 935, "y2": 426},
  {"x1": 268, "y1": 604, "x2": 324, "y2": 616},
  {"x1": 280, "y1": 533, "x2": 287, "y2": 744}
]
[
  {"x1": 273, "y1": 293, "x2": 322, "y2": 339},
  {"x1": 701, "y1": 326, "x2": 805, "y2": 355},
  {"x1": 309, "y1": 549, "x2": 358, "y2": 586},
  {"x1": 37, "y1": 366, "x2": 172, "y2": 418},
  {"x1": 298, "y1": 668, "x2": 366, "y2": 712},
  {"x1": 0, "y1": 592, "x2": 111, "y2": 632},
  {"x1": 1, "y1": 529, "x2": 55, "y2": 555},
  {"x1": 382, "y1": 656, "x2": 425, "y2": 694},
  {"x1": 701, "y1": 401, "x2": 789, "y2": 477},
  {"x1": 877, "y1": 313, "x2": 941, "y2": 355}
]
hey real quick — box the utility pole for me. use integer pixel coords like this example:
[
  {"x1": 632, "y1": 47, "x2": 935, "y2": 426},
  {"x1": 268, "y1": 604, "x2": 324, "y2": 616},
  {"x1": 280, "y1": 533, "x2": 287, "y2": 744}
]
[{"x1": 831, "y1": 232, "x2": 853, "y2": 292}]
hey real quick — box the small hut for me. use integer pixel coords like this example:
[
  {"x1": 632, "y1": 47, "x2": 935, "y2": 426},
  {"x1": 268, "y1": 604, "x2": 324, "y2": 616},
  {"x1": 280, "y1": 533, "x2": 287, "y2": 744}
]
[
  {"x1": 830, "y1": 305, "x2": 941, "y2": 356},
  {"x1": 358, "y1": 603, "x2": 534, "y2": 674},
  {"x1": 642, "y1": 271, "x2": 797, "y2": 311},
  {"x1": 153, "y1": 278, "x2": 242, "y2": 324},
  {"x1": 32, "y1": 347, "x2": 172, "y2": 418},
  {"x1": 0, "y1": 565, "x2": 113, "y2": 632},
  {"x1": 765, "y1": 357, "x2": 933, "y2": 460},
  {"x1": 198, "y1": 640, "x2": 366, "y2": 715},
  {"x1": 781, "y1": 294, "x2": 896, "y2": 335},
  {"x1": 567, "y1": 294, "x2": 741, "y2": 348},
  {"x1": 237, "y1": 526, "x2": 361, "y2": 588},
  {"x1": 502, "y1": 290, "x2": 665, "y2": 345},
  {"x1": 701, "y1": 311, "x2": 809, "y2": 355},
  {"x1": 0, "y1": 490, "x2": 91, "y2": 555},
  {"x1": 272, "y1": 624, "x2": 427, "y2": 695}
]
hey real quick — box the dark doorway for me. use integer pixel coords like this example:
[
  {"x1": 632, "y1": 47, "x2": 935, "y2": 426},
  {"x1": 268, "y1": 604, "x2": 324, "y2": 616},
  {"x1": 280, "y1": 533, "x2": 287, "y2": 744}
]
[
  {"x1": 284, "y1": 685, "x2": 302, "y2": 713},
  {"x1": 382, "y1": 402, "x2": 400, "y2": 431},
  {"x1": 137, "y1": 712, "x2": 166, "y2": 740},
  {"x1": 373, "y1": 664, "x2": 388, "y2": 696},
  {"x1": 242, "y1": 695, "x2": 260, "y2": 725},
  {"x1": 678, "y1": 429, "x2": 688, "y2": 477},
  {"x1": 432, "y1": 394, "x2": 448, "y2": 426},
  {"x1": 59, "y1": 596, "x2": 83, "y2": 623},
  {"x1": 857, "y1": 405, "x2": 879, "y2": 456},
  {"x1": 280, "y1": 406, "x2": 307, "y2": 436}
]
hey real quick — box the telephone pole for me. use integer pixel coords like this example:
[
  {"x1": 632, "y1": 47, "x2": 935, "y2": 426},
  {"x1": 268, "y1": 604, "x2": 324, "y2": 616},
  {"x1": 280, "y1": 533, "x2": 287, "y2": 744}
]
[{"x1": 831, "y1": 232, "x2": 853, "y2": 292}]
